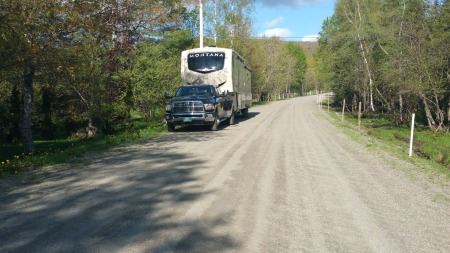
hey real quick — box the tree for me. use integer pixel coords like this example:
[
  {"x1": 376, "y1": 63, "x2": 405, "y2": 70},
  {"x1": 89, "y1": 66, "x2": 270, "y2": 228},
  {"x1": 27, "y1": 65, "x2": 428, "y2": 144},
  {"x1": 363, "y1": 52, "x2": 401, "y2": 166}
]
[
  {"x1": 286, "y1": 42, "x2": 307, "y2": 94},
  {"x1": 316, "y1": 0, "x2": 450, "y2": 130},
  {"x1": 131, "y1": 30, "x2": 195, "y2": 120},
  {"x1": 0, "y1": 0, "x2": 76, "y2": 153},
  {"x1": 203, "y1": 0, "x2": 255, "y2": 55},
  {"x1": 248, "y1": 37, "x2": 297, "y2": 100},
  {"x1": 0, "y1": 0, "x2": 198, "y2": 150}
]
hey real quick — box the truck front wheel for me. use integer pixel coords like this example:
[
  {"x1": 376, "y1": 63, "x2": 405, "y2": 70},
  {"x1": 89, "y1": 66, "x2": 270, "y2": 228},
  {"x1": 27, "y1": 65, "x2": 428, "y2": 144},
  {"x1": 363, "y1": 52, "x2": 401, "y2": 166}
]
[
  {"x1": 211, "y1": 113, "x2": 220, "y2": 131},
  {"x1": 167, "y1": 123, "x2": 175, "y2": 132},
  {"x1": 227, "y1": 110, "x2": 235, "y2": 125}
]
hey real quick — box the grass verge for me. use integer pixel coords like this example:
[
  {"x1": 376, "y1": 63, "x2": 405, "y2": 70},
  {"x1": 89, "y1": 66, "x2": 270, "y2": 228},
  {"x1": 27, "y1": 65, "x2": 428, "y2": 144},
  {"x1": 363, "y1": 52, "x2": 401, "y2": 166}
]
[
  {"x1": 0, "y1": 100, "x2": 271, "y2": 178},
  {"x1": 0, "y1": 121, "x2": 165, "y2": 177},
  {"x1": 322, "y1": 106, "x2": 450, "y2": 178}
]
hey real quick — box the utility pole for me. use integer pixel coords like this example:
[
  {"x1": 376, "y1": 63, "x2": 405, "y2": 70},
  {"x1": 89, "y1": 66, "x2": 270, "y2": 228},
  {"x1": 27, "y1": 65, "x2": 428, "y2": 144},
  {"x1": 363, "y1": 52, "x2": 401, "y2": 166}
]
[
  {"x1": 199, "y1": 0, "x2": 204, "y2": 48},
  {"x1": 214, "y1": 0, "x2": 217, "y2": 44}
]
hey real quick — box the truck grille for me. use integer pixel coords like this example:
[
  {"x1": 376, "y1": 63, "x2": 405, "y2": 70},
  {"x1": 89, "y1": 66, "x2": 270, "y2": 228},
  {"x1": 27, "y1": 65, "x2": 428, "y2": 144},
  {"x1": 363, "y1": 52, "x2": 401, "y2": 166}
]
[{"x1": 173, "y1": 101, "x2": 204, "y2": 113}]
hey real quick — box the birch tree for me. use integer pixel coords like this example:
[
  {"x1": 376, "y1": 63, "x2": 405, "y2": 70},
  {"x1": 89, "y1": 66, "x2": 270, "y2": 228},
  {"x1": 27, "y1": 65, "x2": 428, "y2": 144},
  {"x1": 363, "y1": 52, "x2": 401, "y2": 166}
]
[{"x1": 316, "y1": 0, "x2": 450, "y2": 130}]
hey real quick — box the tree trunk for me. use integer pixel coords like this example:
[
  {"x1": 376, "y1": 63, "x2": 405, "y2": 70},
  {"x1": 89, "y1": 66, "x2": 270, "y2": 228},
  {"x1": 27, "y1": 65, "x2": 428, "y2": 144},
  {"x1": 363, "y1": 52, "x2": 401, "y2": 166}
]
[
  {"x1": 22, "y1": 62, "x2": 35, "y2": 154},
  {"x1": 399, "y1": 94, "x2": 403, "y2": 123},
  {"x1": 433, "y1": 95, "x2": 445, "y2": 132},
  {"x1": 448, "y1": 100, "x2": 450, "y2": 132},
  {"x1": 41, "y1": 87, "x2": 53, "y2": 140},
  {"x1": 9, "y1": 84, "x2": 21, "y2": 141},
  {"x1": 419, "y1": 93, "x2": 436, "y2": 130},
  {"x1": 448, "y1": 100, "x2": 450, "y2": 122},
  {"x1": 359, "y1": 39, "x2": 375, "y2": 112},
  {"x1": 354, "y1": 1, "x2": 375, "y2": 112}
]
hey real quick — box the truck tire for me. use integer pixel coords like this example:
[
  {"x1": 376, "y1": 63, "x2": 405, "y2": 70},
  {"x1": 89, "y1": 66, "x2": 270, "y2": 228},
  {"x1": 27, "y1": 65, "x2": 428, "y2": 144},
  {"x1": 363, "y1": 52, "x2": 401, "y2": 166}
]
[
  {"x1": 211, "y1": 113, "x2": 220, "y2": 131},
  {"x1": 241, "y1": 108, "x2": 249, "y2": 118},
  {"x1": 227, "y1": 110, "x2": 235, "y2": 125},
  {"x1": 167, "y1": 123, "x2": 175, "y2": 132}
]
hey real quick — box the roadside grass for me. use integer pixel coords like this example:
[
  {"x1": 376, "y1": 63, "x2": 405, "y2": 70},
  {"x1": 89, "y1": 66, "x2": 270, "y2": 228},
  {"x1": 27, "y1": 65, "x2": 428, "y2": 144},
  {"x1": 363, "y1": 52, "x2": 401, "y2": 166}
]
[
  {"x1": 323, "y1": 105, "x2": 450, "y2": 178},
  {"x1": 253, "y1": 100, "x2": 270, "y2": 106},
  {"x1": 0, "y1": 100, "x2": 271, "y2": 178},
  {"x1": 0, "y1": 121, "x2": 165, "y2": 177}
]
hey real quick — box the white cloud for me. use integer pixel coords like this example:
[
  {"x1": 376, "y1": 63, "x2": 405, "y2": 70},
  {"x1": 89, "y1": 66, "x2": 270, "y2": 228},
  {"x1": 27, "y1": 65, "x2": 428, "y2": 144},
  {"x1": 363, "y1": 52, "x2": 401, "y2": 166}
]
[
  {"x1": 265, "y1": 17, "x2": 284, "y2": 28},
  {"x1": 301, "y1": 34, "x2": 319, "y2": 41},
  {"x1": 257, "y1": 0, "x2": 323, "y2": 7},
  {"x1": 259, "y1": 28, "x2": 294, "y2": 38}
]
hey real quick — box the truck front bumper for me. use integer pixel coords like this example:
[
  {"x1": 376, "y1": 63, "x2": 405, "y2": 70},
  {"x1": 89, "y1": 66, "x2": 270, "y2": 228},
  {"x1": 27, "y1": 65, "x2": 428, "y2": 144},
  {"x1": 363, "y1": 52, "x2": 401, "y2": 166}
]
[{"x1": 165, "y1": 112, "x2": 216, "y2": 125}]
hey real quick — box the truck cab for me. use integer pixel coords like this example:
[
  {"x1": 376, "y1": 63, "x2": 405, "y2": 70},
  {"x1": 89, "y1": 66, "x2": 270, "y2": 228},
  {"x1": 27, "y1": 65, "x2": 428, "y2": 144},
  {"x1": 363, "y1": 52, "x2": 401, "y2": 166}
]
[{"x1": 164, "y1": 85, "x2": 234, "y2": 132}]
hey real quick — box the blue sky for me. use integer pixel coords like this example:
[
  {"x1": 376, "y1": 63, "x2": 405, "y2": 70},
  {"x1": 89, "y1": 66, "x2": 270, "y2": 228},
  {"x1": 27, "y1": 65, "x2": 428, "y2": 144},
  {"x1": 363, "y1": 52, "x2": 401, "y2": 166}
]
[{"x1": 254, "y1": 0, "x2": 336, "y2": 41}]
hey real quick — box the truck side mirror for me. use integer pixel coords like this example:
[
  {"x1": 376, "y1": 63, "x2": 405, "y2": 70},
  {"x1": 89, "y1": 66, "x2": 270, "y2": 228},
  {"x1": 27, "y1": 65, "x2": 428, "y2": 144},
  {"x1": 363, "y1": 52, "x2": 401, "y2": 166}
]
[{"x1": 164, "y1": 92, "x2": 172, "y2": 99}]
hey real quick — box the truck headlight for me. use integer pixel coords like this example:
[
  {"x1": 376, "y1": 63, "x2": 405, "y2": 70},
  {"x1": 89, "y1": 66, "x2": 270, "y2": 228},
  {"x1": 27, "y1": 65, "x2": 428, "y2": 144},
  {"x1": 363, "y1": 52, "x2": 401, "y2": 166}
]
[
  {"x1": 204, "y1": 103, "x2": 215, "y2": 111},
  {"x1": 165, "y1": 104, "x2": 172, "y2": 111}
]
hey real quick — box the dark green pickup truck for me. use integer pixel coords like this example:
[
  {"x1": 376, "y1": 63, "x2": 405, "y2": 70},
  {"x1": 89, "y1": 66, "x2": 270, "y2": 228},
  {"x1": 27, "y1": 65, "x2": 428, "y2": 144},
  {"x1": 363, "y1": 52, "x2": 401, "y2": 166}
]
[{"x1": 164, "y1": 85, "x2": 235, "y2": 132}]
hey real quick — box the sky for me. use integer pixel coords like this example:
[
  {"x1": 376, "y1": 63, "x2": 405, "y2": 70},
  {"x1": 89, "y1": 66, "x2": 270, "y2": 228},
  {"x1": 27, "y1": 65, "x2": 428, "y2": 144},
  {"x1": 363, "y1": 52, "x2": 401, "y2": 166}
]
[{"x1": 254, "y1": 0, "x2": 336, "y2": 41}]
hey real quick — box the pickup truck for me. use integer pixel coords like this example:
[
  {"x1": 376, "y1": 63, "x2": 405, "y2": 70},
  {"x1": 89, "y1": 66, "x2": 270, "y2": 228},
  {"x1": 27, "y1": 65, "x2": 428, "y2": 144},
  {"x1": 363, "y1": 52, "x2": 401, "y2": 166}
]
[{"x1": 164, "y1": 85, "x2": 235, "y2": 132}]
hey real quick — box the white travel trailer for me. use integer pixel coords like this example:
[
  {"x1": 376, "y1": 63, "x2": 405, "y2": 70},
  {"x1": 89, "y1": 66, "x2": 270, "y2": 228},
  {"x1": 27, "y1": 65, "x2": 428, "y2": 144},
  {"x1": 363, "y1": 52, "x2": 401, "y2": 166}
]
[{"x1": 181, "y1": 46, "x2": 252, "y2": 115}]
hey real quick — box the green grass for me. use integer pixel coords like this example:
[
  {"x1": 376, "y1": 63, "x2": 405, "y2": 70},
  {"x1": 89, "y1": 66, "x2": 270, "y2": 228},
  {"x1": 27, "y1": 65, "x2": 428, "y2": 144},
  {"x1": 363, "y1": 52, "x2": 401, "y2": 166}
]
[
  {"x1": 325, "y1": 106, "x2": 450, "y2": 177},
  {"x1": 0, "y1": 121, "x2": 165, "y2": 177},
  {"x1": 4, "y1": 99, "x2": 448, "y2": 178},
  {"x1": 1, "y1": 101, "x2": 268, "y2": 178}
]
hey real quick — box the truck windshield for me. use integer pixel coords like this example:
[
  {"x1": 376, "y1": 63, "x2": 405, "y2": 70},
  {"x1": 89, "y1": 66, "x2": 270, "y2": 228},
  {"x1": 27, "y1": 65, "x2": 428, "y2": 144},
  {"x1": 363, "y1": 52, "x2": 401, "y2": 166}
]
[
  {"x1": 188, "y1": 52, "x2": 225, "y2": 73},
  {"x1": 175, "y1": 86, "x2": 214, "y2": 97}
]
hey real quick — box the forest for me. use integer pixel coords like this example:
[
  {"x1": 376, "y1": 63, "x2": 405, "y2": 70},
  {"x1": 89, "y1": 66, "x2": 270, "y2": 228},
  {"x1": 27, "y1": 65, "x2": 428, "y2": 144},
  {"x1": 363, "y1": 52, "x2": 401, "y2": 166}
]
[
  {"x1": 314, "y1": 0, "x2": 450, "y2": 132},
  {"x1": 0, "y1": 0, "x2": 306, "y2": 154}
]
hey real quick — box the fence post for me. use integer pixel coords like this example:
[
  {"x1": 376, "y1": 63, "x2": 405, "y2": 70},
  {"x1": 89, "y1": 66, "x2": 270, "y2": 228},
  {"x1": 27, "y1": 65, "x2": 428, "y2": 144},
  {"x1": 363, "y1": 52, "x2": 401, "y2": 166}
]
[
  {"x1": 320, "y1": 94, "x2": 323, "y2": 109},
  {"x1": 409, "y1": 113, "x2": 415, "y2": 157},
  {"x1": 341, "y1": 99, "x2": 346, "y2": 122},
  {"x1": 327, "y1": 96, "x2": 330, "y2": 114}
]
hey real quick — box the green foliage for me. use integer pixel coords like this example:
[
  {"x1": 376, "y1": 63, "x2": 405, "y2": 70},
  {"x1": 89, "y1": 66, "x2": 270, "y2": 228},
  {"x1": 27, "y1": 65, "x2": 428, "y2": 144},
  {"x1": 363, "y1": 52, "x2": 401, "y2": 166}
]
[
  {"x1": 248, "y1": 37, "x2": 299, "y2": 100},
  {"x1": 131, "y1": 30, "x2": 194, "y2": 120},
  {"x1": 286, "y1": 42, "x2": 307, "y2": 93},
  {"x1": 204, "y1": 0, "x2": 255, "y2": 53},
  {"x1": 0, "y1": 0, "x2": 198, "y2": 147},
  {"x1": 316, "y1": 0, "x2": 450, "y2": 130}
]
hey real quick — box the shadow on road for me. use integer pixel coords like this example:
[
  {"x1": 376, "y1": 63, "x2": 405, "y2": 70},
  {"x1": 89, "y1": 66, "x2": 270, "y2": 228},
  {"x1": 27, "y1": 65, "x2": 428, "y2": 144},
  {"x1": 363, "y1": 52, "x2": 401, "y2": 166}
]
[
  {"x1": 172, "y1": 112, "x2": 260, "y2": 133},
  {"x1": 0, "y1": 133, "x2": 239, "y2": 252}
]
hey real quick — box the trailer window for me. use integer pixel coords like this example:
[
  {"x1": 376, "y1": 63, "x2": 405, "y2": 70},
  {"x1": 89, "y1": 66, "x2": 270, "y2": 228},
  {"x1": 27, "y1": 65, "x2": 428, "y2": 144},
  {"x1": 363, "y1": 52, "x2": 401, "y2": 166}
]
[{"x1": 188, "y1": 52, "x2": 225, "y2": 73}]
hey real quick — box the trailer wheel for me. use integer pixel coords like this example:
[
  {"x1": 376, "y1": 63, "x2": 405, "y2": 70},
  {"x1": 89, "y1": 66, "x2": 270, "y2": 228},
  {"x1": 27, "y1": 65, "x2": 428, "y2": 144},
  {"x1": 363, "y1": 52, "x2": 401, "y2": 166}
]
[
  {"x1": 241, "y1": 108, "x2": 249, "y2": 118},
  {"x1": 211, "y1": 113, "x2": 220, "y2": 131},
  {"x1": 167, "y1": 123, "x2": 175, "y2": 132},
  {"x1": 227, "y1": 110, "x2": 235, "y2": 125}
]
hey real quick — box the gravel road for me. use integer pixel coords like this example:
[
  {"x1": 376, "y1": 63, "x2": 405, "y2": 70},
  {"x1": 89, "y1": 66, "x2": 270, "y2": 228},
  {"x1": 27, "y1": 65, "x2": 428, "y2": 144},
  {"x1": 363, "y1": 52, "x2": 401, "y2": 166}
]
[{"x1": 1, "y1": 95, "x2": 449, "y2": 253}]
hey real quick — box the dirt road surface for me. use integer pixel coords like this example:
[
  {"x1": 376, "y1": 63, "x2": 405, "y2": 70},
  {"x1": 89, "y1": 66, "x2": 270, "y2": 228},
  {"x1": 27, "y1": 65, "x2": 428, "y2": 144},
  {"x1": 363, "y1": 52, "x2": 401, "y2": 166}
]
[{"x1": 1, "y1": 96, "x2": 449, "y2": 253}]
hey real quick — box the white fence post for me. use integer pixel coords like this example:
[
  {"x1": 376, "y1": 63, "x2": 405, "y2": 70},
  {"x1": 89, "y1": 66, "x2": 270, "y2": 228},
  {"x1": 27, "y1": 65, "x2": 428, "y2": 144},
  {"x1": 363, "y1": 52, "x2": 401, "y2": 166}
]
[
  {"x1": 327, "y1": 96, "x2": 330, "y2": 114},
  {"x1": 409, "y1": 113, "x2": 415, "y2": 157}
]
